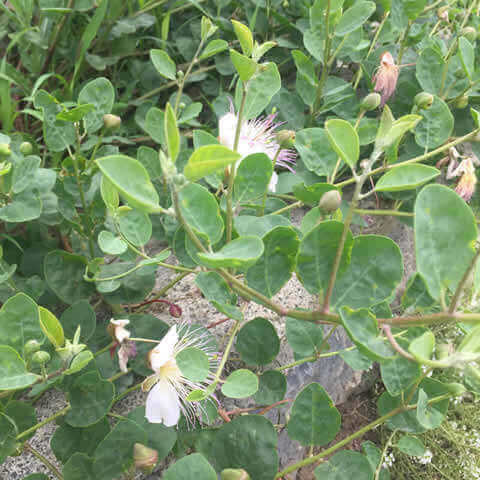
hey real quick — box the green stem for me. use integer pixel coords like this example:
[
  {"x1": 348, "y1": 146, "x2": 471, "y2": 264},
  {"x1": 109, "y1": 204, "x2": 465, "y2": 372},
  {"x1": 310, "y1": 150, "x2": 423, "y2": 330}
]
[
  {"x1": 397, "y1": 20, "x2": 412, "y2": 66},
  {"x1": 17, "y1": 406, "x2": 70, "y2": 441},
  {"x1": 214, "y1": 321, "x2": 241, "y2": 384},
  {"x1": 275, "y1": 394, "x2": 451, "y2": 477},
  {"x1": 271, "y1": 200, "x2": 303, "y2": 216},
  {"x1": 114, "y1": 382, "x2": 142, "y2": 404},
  {"x1": 94, "y1": 342, "x2": 115, "y2": 358},
  {"x1": 226, "y1": 85, "x2": 248, "y2": 243},
  {"x1": 353, "y1": 208, "x2": 414, "y2": 217},
  {"x1": 375, "y1": 430, "x2": 397, "y2": 480},
  {"x1": 24, "y1": 443, "x2": 63, "y2": 480},
  {"x1": 335, "y1": 129, "x2": 480, "y2": 189}
]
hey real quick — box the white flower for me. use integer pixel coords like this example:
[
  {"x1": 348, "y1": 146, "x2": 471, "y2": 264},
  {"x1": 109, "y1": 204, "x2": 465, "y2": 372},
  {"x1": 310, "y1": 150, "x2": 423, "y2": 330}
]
[
  {"x1": 218, "y1": 105, "x2": 296, "y2": 192},
  {"x1": 108, "y1": 319, "x2": 137, "y2": 373},
  {"x1": 417, "y1": 449, "x2": 433, "y2": 465},
  {"x1": 143, "y1": 324, "x2": 218, "y2": 427}
]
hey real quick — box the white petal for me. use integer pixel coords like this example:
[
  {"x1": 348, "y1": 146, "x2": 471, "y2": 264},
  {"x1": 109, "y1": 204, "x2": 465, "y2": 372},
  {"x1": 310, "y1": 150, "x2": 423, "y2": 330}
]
[
  {"x1": 218, "y1": 112, "x2": 237, "y2": 150},
  {"x1": 110, "y1": 319, "x2": 131, "y2": 343},
  {"x1": 145, "y1": 379, "x2": 181, "y2": 426},
  {"x1": 150, "y1": 325, "x2": 178, "y2": 371},
  {"x1": 268, "y1": 171, "x2": 278, "y2": 192}
]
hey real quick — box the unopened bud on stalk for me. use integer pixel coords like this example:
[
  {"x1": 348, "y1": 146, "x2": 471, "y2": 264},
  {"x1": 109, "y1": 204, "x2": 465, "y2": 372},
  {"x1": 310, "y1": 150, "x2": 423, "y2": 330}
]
[
  {"x1": 172, "y1": 173, "x2": 186, "y2": 187},
  {"x1": 275, "y1": 130, "x2": 296, "y2": 148},
  {"x1": 133, "y1": 443, "x2": 158, "y2": 474},
  {"x1": 360, "y1": 92, "x2": 381, "y2": 111},
  {"x1": 221, "y1": 468, "x2": 251, "y2": 480},
  {"x1": 32, "y1": 350, "x2": 51, "y2": 365},
  {"x1": 455, "y1": 95, "x2": 469, "y2": 109},
  {"x1": 24, "y1": 340, "x2": 41, "y2": 356},
  {"x1": 437, "y1": 6, "x2": 449, "y2": 21},
  {"x1": 177, "y1": 70, "x2": 184, "y2": 80},
  {"x1": 20, "y1": 141, "x2": 33, "y2": 155},
  {"x1": 103, "y1": 114, "x2": 121, "y2": 129},
  {"x1": 414, "y1": 92, "x2": 434, "y2": 110},
  {"x1": 0, "y1": 143, "x2": 11, "y2": 157},
  {"x1": 169, "y1": 303, "x2": 182, "y2": 318},
  {"x1": 461, "y1": 27, "x2": 477, "y2": 43},
  {"x1": 319, "y1": 190, "x2": 341, "y2": 213}
]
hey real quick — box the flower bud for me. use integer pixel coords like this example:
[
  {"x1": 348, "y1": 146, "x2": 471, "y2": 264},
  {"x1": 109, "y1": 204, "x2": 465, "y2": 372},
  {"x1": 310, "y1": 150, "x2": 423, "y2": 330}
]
[
  {"x1": 360, "y1": 92, "x2": 381, "y2": 111},
  {"x1": 24, "y1": 339, "x2": 41, "y2": 356},
  {"x1": 177, "y1": 70, "x2": 184, "y2": 80},
  {"x1": 221, "y1": 468, "x2": 251, "y2": 480},
  {"x1": 444, "y1": 382, "x2": 466, "y2": 396},
  {"x1": 169, "y1": 303, "x2": 182, "y2": 318},
  {"x1": 19, "y1": 141, "x2": 33, "y2": 155},
  {"x1": 455, "y1": 95, "x2": 469, "y2": 109},
  {"x1": 0, "y1": 143, "x2": 11, "y2": 157},
  {"x1": 133, "y1": 443, "x2": 158, "y2": 474},
  {"x1": 172, "y1": 173, "x2": 186, "y2": 186},
  {"x1": 276, "y1": 130, "x2": 295, "y2": 149},
  {"x1": 319, "y1": 190, "x2": 341, "y2": 213},
  {"x1": 436, "y1": 343, "x2": 453, "y2": 360},
  {"x1": 437, "y1": 6, "x2": 449, "y2": 21},
  {"x1": 103, "y1": 114, "x2": 121, "y2": 129},
  {"x1": 414, "y1": 92, "x2": 434, "y2": 110},
  {"x1": 461, "y1": 27, "x2": 477, "y2": 43},
  {"x1": 31, "y1": 350, "x2": 51, "y2": 365}
]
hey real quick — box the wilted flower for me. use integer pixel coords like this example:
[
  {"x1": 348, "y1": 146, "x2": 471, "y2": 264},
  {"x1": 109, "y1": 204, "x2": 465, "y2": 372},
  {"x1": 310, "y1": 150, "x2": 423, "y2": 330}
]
[
  {"x1": 143, "y1": 324, "x2": 218, "y2": 427},
  {"x1": 446, "y1": 149, "x2": 479, "y2": 202},
  {"x1": 218, "y1": 104, "x2": 296, "y2": 192},
  {"x1": 108, "y1": 319, "x2": 137, "y2": 373},
  {"x1": 372, "y1": 52, "x2": 399, "y2": 107}
]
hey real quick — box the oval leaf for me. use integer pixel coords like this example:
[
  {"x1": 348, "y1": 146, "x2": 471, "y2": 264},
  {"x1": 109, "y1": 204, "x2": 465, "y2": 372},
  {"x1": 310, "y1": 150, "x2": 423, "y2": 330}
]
[
  {"x1": 376, "y1": 164, "x2": 440, "y2": 192},
  {"x1": 325, "y1": 119, "x2": 359, "y2": 169}
]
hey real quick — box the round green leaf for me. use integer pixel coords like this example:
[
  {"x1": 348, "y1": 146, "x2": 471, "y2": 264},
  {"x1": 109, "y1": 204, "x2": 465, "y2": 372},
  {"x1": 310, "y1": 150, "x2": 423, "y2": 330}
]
[
  {"x1": 63, "y1": 452, "x2": 95, "y2": 480},
  {"x1": 78, "y1": 77, "x2": 115, "y2": 134},
  {"x1": 0, "y1": 292, "x2": 43, "y2": 358},
  {"x1": 178, "y1": 183, "x2": 224, "y2": 244},
  {"x1": 246, "y1": 226, "x2": 299, "y2": 298},
  {"x1": 340, "y1": 307, "x2": 395, "y2": 361},
  {"x1": 117, "y1": 209, "x2": 152, "y2": 246},
  {"x1": 415, "y1": 47, "x2": 445, "y2": 95},
  {"x1": 206, "y1": 415, "x2": 278, "y2": 480},
  {"x1": 97, "y1": 231, "x2": 127, "y2": 255},
  {"x1": 0, "y1": 345, "x2": 40, "y2": 390},
  {"x1": 414, "y1": 96, "x2": 453, "y2": 149},
  {"x1": 376, "y1": 165, "x2": 440, "y2": 192},
  {"x1": 415, "y1": 184, "x2": 477, "y2": 300},
  {"x1": 236, "y1": 318, "x2": 280, "y2": 366},
  {"x1": 222, "y1": 369, "x2": 259, "y2": 398},
  {"x1": 254, "y1": 370, "x2": 287, "y2": 404},
  {"x1": 325, "y1": 118, "x2": 359, "y2": 169},
  {"x1": 4, "y1": 401, "x2": 37, "y2": 441},
  {"x1": 395, "y1": 435, "x2": 426, "y2": 457},
  {"x1": 314, "y1": 450, "x2": 372, "y2": 480},
  {"x1": 295, "y1": 128, "x2": 338, "y2": 176},
  {"x1": 163, "y1": 453, "x2": 216, "y2": 480},
  {"x1": 334, "y1": 1, "x2": 376, "y2": 36},
  {"x1": 150, "y1": 49, "x2": 176, "y2": 80},
  {"x1": 177, "y1": 347, "x2": 210, "y2": 382},
  {"x1": 184, "y1": 145, "x2": 241, "y2": 182},
  {"x1": 44, "y1": 251, "x2": 95, "y2": 304},
  {"x1": 200, "y1": 39, "x2": 229, "y2": 60},
  {"x1": 296, "y1": 221, "x2": 354, "y2": 294},
  {"x1": 230, "y1": 49, "x2": 257, "y2": 82},
  {"x1": 65, "y1": 371, "x2": 115, "y2": 427},
  {"x1": 459, "y1": 37, "x2": 475, "y2": 80},
  {"x1": 51, "y1": 418, "x2": 110, "y2": 463},
  {"x1": 197, "y1": 236, "x2": 264, "y2": 269},
  {"x1": 96, "y1": 155, "x2": 161, "y2": 213},
  {"x1": 60, "y1": 300, "x2": 96, "y2": 342},
  {"x1": 234, "y1": 153, "x2": 273, "y2": 205},
  {"x1": 234, "y1": 214, "x2": 291, "y2": 238},
  {"x1": 0, "y1": 191, "x2": 42, "y2": 222},
  {"x1": 195, "y1": 271, "x2": 236, "y2": 305},
  {"x1": 380, "y1": 352, "x2": 421, "y2": 396},
  {"x1": 331, "y1": 235, "x2": 403, "y2": 310},
  {"x1": 93, "y1": 419, "x2": 147, "y2": 480},
  {"x1": 0, "y1": 414, "x2": 17, "y2": 463},
  {"x1": 286, "y1": 316, "x2": 323, "y2": 357},
  {"x1": 287, "y1": 383, "x2": 341, "y2": 446}
]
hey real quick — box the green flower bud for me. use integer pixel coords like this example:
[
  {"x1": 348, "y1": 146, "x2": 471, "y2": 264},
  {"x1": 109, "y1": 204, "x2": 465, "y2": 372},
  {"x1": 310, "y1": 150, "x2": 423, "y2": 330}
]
[
  {"x1": 276, "y1": 130, "x2": 296, "y2": 148},
  {"x1": 133, "y1": 443, "x2": 158, "y2": 474},
  {"x1": 455, "y1": 95, "x2": 469, "y2": 109},
  {"x1": 221, "y1": 468, "x2": 251, "y2": 480},
  {"x1": 360, "y1": 92, "x2": 381, "y2": 111},
  {"x1": 443, "y1": 382, "x2": 466, "y2": 396},
  {"x1": 177, "y1": 70, "x2": 184, "y2": 80},
  {"x1": 319, "y1": 190, "x2": 341, "y2": 213},
  {"x1": 0, "y1": 143, "x2": 11, "y2": 157},
  {"x1": 19, "y1": 141, "x2": 33, "y2": 155},
  {"x1": 103, "y1": 114, "x2": 121, "y2": 129},
  {"x1": 24, "y1": 339, "x2": 41, "y2": 356},
  {"x1": 414, "y1": 92, "x2": 434, "y2": 110},
  {"x1": 172, "y1": 173, "x2": 186, "y2": 186},
  {"x1": 461, "y1": 27, "x2": 477, "y2": 43},
  {"x1": 31, "y1": 350, "x2": 51, "y2": 365},
  {"x1": 437, "y1": 6, "x2": 449, "y2": 21}
]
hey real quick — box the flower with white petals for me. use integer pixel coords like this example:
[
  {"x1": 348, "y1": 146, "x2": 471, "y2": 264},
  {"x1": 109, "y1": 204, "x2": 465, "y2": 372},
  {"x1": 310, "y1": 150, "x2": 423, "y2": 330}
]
[
  {"x1": 108, "y1": 319, "x2": 137, "y2": 373},
  {"x1": 445, "y1": 148, "x2": 480, "y2": 202},
  {"x1": 143, "y1": 324, "x2": 218, "y2": 427},
  {"x1": 218, "y1": 105, "x2": 296, "y2": 192}
]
